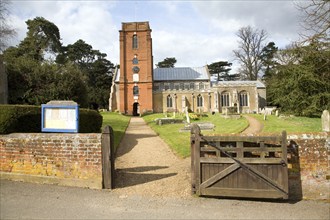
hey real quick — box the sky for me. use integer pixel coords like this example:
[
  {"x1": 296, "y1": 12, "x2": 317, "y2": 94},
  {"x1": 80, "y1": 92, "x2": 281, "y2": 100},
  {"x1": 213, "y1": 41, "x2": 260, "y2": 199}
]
[{"x1": 6, "y1": 0, "x2": 305, "y2": 71}]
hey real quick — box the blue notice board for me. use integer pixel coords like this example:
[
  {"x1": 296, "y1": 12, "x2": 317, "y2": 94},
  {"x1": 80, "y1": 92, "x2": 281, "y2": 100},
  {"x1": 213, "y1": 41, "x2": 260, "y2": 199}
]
[{"x1": 41, "y1": 103, "x2": 79, "y2": 133}]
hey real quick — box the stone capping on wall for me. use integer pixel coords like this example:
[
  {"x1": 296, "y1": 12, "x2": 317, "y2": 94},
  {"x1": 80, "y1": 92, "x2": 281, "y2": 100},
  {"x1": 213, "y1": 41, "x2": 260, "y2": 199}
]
[{"x1": 0, "y1": 133, "x2": 103, "y2": 189}]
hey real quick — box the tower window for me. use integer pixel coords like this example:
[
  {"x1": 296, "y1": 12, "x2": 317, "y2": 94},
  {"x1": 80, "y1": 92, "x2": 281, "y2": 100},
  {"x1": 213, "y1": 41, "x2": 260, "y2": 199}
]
[
  {"x1": 133, "y1": 86, "x2": 139, "y2": 95},
  {"x1": 132, "y1": 34, "x2": 138, "y2": 49}
]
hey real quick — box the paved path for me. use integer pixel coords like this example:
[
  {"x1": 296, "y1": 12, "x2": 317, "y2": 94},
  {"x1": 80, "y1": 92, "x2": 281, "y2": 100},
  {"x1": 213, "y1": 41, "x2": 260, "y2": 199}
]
[
  {"x1": 2, "y1": 179, "x2": 329, "y2": 219},
  {"x1": 241, "y1": 115, "x2": 264, "y2": 134},
  {"x1": 113, "y1": 117, "x2": 191, "y2": 198}
]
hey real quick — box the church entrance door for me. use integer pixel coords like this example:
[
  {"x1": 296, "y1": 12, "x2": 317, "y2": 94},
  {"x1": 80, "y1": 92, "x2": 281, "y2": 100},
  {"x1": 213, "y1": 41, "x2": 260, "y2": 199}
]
[{"x1": 133, "y1": 103, "x2": 139, "y2": 116}]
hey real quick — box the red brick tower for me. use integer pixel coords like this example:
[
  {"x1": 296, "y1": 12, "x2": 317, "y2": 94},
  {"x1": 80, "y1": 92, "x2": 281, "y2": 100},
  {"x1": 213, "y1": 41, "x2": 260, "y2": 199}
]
[{"x1": 119, "y1": 22, "x2": 153, "y2": 115}]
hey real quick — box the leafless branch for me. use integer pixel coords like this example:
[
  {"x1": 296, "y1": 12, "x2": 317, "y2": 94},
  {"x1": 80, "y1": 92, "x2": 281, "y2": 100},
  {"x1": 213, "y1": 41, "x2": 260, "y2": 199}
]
[{"x1": 296, "y1": 0, "x2": 330, "y2": 43}]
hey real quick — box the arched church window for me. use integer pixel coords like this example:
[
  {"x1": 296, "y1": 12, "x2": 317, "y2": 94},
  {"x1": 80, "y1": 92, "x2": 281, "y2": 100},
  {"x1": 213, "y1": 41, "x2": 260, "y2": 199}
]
[
  {"x1": 170, "y1": 83, "x2": 174, "y2": 90},
  {"x1": 179, "y1": 83, "x2": 184, "y2": 90},
  {"x1": 190, "y1": 83, "x2": 195, "y2": 90},
  {"x1": 239, "y1": 91, "x2": 249, "y2": 106},
  {"x1": 197, "y1": 94, "x2": 203, "y2": 107},
  {"x1": 221, "y1": 92, "x2": 230, "y2": 107},
  {"x1": 199, "y1": 82, "x2": 204, "y2": 90},
  {"x1": 167, "y1": 95, "x2": 173, "y2": 108}
]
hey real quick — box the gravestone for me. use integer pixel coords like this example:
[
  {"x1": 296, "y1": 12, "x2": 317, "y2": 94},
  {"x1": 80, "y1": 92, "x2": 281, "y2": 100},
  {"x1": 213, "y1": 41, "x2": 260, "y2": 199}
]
[
  {"x1": 321, "y1": 110, "x2": 329, "y2": 132},
  {"x1": 275, "y1": 110, "x2": 279, "y2": 117},
  {"x1": 181, "y1": 122, "x2": 215, "y2": 132},
  {"x1": 185, "y1": 107, "x2": 190, "y2": 124}
]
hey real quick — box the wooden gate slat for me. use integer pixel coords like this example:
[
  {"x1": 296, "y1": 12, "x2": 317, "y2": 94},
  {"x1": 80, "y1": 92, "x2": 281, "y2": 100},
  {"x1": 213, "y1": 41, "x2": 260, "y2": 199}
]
[
  {"x1": 206, "y1": 139, "x2": 288, "y2": 196},
  {"x1": 200, "y1": 163, "x2": 240, "y2": 188},
  {"x1": 200, "y1": 188, "x2": 286, "y2": 199},
  {"x1": 191, "y1": 125, "x2": 289, "y2": 199}
]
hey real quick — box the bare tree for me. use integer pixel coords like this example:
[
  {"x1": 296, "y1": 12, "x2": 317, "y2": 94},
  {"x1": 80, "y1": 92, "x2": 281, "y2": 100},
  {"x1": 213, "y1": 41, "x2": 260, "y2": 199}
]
[
  {"x1": 233, "y1": 26, "x2": 267, "y2": 80},
  {"x1": 297, "y1": 0, "x2": 330, "y2": 41},
  {"x1": 0, "y1": 0, "x2": 16, "y2": 52}
]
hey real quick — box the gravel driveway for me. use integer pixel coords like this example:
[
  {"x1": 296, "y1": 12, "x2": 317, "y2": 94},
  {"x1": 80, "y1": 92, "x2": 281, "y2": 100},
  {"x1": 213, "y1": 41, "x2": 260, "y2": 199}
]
[
  {"x1": 113, "y1": 117, "x2": 191, "y2": 198},
  {"x1": 113, "y1": 115, "x2": 264, "y2": 198}
]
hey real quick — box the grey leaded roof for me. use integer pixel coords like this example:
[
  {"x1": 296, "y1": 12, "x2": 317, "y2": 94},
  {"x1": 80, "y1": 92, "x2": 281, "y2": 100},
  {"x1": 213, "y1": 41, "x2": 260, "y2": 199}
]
[
  {"x1": 213, "y1": 80, "x2": 266, "y2": 88},
  {"x1": 153, "y1": 67, "x2": 209, "y2": 81}
]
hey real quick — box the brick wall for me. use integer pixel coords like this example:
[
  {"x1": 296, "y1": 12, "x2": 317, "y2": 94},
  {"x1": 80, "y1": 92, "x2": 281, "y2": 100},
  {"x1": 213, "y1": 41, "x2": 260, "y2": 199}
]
[
  {"x1": 287, "y1": 133, "x2": 330, "y2": 201},
  {"x1": 0, "y1": 133, "x2": 102, "y2": 189}
]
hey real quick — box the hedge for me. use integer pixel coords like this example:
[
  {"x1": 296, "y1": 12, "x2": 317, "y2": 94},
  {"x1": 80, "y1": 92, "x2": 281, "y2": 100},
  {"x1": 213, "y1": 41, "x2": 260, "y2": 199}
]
[
  {"x1": 79, "y1": 108, "x2": 103, "y2": 133},
  {"x1": 0, "y1": 105, "x2": 102, "y2": 134}
]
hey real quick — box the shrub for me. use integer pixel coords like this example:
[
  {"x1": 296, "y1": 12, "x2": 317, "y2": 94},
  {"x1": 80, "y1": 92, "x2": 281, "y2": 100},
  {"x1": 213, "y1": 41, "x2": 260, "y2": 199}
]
[
  {"x1": 0, "y1": 105, "x2": 102, "y2": 134},
  {"x1": 0, "y1": 105, "x2": 41, "y2": 134},
  {"x1": 79, "y1": 109, "x2": 103, "y2": 133},
  {"x1": 188, "y1": 113, "x2": 199, "y2": 120}
]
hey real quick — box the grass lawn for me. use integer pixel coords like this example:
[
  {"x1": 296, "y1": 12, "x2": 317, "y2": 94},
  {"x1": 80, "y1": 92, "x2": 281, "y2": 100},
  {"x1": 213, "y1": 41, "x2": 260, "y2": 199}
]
[
  {"x1": 99, "y1": 111, "x2": 321, "y2": 158},
  {"x1": 249, "y1": 114, "x2": 322, "y2": 133},
  {"x1": 101, "y1": 112, "x2": 131, "y2": 151},
  {"x1": 143, "y1": 113, "x2": 249, "y2": 158}
]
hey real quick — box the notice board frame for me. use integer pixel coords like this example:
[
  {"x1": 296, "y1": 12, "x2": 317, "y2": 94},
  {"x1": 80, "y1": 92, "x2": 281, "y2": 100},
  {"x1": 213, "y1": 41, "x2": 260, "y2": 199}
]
[{"x1": 41, "y1": 104, "x2": 79, "y2": 133}]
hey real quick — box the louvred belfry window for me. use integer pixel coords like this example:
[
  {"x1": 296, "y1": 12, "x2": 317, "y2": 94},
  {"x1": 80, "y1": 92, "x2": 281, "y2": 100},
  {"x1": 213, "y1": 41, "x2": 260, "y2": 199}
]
[{"x1": 132, "y1": 34, "x2": 138, "y2": 49}]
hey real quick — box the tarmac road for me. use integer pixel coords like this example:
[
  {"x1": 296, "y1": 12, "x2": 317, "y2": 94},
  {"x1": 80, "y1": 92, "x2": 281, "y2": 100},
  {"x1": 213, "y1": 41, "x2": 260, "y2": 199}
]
[{"x1": 1, "y1": 179, "x2": 329, "y2": 220}]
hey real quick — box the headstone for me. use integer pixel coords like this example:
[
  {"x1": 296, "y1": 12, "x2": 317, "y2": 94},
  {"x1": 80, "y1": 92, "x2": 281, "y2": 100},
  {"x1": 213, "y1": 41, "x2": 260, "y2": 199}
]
[
  {"x1": 185, "y1": 107, "x2": 190, "y2": 124},
  {"x1": 321, "y1": 110, "x2": 330, "y2": 132},
  {"x1": 275, "y1": 110, "x2": 279, "y2": 117}
]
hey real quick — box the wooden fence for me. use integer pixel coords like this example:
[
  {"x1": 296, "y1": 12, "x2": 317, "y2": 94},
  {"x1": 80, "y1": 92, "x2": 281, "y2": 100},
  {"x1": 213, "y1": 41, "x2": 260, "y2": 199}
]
[{"x1": 191, "y1": 124, "x2": 288, "y2": 199}]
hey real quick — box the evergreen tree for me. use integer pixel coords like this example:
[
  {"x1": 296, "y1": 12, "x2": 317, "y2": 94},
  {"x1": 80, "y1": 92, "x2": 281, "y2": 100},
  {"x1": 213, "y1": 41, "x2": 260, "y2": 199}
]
[
  {"x1": 156, "y1": 57, "x2": 177, "y2": 68},
  {"x1": 207, "y1": 61, "x2": 233, "y2": 81},
  {"x1": 267, "y1": 40, "x2": 330, "y2": 116},
  {"x1": 57, "y1": 39, "x2": 114, "y2": 109},
  {"x1": 260, "y1": 42, "x2": 278, "y2": 82}
]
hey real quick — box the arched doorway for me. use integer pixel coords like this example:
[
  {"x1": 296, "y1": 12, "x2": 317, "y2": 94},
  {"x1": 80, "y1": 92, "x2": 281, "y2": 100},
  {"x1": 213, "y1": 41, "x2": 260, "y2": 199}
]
[{"x1": 133, "y1": 103, "x2": 139, "y2": 116}]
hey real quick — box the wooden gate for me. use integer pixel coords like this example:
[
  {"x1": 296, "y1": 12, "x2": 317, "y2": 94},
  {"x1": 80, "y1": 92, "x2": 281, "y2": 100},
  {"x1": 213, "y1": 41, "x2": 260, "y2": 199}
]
[
  {"x1": 101, "y1": 125, "x2": 115, "y2": 189},
  {"x1": 191, "y1": 125, "x2": 288, "y2": 199}
]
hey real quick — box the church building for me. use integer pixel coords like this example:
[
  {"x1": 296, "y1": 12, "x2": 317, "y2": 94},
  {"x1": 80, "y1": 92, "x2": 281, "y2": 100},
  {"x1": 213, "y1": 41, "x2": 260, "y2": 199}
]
[{"x1": 110, "y1": 21, "x2": 266, "y2": 115}]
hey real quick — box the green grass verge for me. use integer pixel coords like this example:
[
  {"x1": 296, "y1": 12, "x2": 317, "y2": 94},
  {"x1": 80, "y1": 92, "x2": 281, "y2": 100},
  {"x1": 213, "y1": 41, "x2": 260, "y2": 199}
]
[
  {"x1": 101, "y1": 112, "x2": 131, "y2": 151},
  {"x1": 143, "y1": 113, "x2": 249, "y2": 158},
  {"x1": 249, "y1": 114, "x2": 322, "y2": 133}
]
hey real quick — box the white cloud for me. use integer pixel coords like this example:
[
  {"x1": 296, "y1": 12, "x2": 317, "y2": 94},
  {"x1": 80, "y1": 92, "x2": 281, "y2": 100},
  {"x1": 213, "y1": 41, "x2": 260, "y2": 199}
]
[
  {"x1": 6, "y1": 0, "x2": 303, "y2": 72},
  {"x1": 9, "y1": 1, "x2": 119, "y2": 63},
  {"x1": 192, "y1": 1, "x2": 302, "y2": 48},
  {"x1": 153, "y1": 30, "x2": 237, "y2": 67}
]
